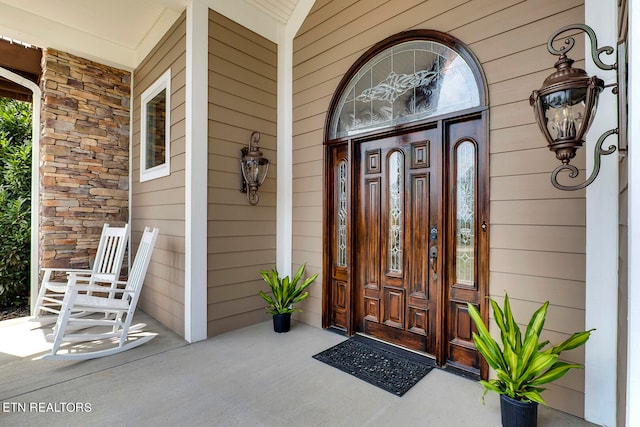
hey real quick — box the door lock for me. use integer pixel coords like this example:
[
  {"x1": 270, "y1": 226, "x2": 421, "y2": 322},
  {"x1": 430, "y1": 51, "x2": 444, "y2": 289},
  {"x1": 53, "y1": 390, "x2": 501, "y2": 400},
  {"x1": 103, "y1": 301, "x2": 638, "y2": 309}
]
[
  {"x1": 429, "y1": 226, "x2": 438, "y2": 241},
  {"x1": 429, "y1": 245, "x2": 438, "y2": 280}
]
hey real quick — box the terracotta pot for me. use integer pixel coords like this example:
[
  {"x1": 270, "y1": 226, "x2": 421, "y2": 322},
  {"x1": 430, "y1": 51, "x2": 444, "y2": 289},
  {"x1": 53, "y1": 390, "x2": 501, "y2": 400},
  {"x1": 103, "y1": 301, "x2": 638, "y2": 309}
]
[
  {"x1": 272, "y1": 313, "x2": 291, "y2": 333},
  {"x1": 500, "y1": 394, "x2": 538, "y2": 427}
]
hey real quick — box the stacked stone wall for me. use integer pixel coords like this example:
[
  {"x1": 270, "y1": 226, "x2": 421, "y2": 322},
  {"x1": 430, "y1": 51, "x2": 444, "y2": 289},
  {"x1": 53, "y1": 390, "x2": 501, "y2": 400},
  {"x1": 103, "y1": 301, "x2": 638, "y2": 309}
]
[{"x1": 40, "y1": 49, "x2": 130, "y2": 269}]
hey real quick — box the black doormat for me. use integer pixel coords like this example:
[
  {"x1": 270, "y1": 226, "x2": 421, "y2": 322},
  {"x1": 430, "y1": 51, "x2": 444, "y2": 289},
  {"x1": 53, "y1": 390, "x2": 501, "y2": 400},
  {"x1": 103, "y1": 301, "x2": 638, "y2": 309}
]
[{"x1": 312, "y1": 335, "x2": 435, "y2": 396}]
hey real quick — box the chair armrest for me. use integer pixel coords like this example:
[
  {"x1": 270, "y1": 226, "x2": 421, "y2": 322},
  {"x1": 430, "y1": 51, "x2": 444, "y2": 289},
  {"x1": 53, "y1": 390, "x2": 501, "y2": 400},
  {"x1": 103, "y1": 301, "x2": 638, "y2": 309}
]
[
  {"x1": 41, "y1": 268, "x2": 92, "y2": 284},
  {"x1": 67, "y1": 273, "x2": 115, "y2": 287},
  {"x1": 67, "y1": 272, "x2": 116, "y2": 281},
  {"x1": 42, "y1": 268, "x2": 92, "y2": 274},
  {"x1": 67, "y1": 284, "x2": 135, "y2": 295},
  {"x1": 66, "y1": 276, "x2": 132, "y2": 294}
]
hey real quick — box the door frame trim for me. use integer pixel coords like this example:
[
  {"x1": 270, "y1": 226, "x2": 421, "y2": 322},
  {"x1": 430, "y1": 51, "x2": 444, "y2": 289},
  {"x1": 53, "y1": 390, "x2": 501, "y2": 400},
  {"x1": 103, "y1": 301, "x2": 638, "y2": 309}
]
[
  {"x1": 322, "y1": 30, "x2": 490, "y2": 377},
  {"x1": 323, "y1": 113, "x2": 489, "y2": 372}
]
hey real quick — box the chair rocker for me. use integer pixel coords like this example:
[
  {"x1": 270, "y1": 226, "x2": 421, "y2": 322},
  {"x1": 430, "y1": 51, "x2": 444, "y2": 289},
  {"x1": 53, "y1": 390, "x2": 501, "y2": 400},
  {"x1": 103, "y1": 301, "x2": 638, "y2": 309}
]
[
  {"x1": 43, "y1": 227, "x2": 159, "y2": 361},
  {"x1": 32, "y1": 223, "x2": 129, "y2": 323}
]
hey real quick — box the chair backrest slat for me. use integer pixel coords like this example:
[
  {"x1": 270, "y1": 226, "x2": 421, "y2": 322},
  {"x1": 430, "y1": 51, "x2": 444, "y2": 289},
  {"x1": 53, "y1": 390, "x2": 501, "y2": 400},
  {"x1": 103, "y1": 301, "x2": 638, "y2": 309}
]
[
  {"x1": 126, "y1": 227, "x2": 159, "y2": 299},
  {"x1": 92, "y1": 224, "x2": 129, "y2": 278}
]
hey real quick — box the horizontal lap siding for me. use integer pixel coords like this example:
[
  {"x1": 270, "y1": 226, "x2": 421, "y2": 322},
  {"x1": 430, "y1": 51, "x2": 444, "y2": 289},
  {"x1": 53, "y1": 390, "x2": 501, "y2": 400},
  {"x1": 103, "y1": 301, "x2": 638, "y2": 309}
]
[
  {"x1": 132, "y1": 13, "x2": 187, "y2": 336},
  {"x1": 293, "y1": 0, "x2": 586, "y2": 417},
  {"x1": 207, "y1": 11, "x2": 277, "y2": 336}
]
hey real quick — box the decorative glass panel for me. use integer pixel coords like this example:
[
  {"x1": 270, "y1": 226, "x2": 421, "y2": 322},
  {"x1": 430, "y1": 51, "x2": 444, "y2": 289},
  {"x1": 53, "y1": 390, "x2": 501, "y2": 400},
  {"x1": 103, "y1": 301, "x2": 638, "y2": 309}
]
[
  {"x1": 330, "y1": 40, "x2": 480, "y2": 139},
  {"x1": 337, "y1": 160, "x2": 348, "y2": 267},
  {"x1": 388, "y1": 151, "x2": 404, "y2": 273},
  {"x1": 456, "y1": 141, "x2": 475, "y2": 284}
]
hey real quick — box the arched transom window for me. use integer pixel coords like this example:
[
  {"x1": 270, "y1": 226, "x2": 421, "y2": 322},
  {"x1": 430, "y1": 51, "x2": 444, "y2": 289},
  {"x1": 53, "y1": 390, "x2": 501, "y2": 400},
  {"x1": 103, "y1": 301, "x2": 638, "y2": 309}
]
[{"x1": 329, "y1": 40, "x2": 481, "y2": 139}]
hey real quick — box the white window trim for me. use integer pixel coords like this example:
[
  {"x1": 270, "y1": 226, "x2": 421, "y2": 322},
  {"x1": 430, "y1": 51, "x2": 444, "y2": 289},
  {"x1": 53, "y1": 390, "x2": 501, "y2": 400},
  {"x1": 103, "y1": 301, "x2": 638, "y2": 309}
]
[{"x1": 140, "y1": 68, "x2": 171, "y2": 182}]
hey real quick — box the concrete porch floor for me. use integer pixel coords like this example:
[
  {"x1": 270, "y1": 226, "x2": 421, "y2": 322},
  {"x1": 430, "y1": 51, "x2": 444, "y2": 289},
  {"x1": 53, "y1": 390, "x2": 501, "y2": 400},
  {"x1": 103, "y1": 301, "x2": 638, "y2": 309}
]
[{"x1": 0, "y1": 312, "x2": 597, "y2": 427}]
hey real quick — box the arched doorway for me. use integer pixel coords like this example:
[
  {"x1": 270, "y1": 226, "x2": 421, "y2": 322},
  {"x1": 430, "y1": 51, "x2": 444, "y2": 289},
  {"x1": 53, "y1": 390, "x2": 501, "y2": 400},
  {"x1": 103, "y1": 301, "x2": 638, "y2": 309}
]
[
  {"x1": 322, "y1": 30, "x2": 489, "y2": 376},
  {"x1": 0, "y1": 50, "x2": 42, "y2": 314}
]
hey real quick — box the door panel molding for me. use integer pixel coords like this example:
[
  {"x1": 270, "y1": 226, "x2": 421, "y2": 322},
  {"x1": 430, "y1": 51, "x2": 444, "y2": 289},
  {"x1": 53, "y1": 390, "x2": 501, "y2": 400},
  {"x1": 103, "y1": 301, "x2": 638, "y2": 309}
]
[
  {"x1": 444, "y1": 114, "x2": 489, "y2": 376},
  {"x1": 409, "y1": 173, "x2": 430, "y2": 299},
  {"x1": 352, "y1": 129, "x2": 440, "y2": 354},
  {"x1": 323, "y1": 30, "x2": 489, "y2": 377}
]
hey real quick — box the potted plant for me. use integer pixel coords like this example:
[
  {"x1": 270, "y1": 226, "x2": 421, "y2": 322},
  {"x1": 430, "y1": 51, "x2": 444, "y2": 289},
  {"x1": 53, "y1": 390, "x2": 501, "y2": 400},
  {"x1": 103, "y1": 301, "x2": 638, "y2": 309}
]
[
  {"x1": 467, "y1": 294, "x2": 594, "y2": 427},
  {"x1": 258, "y1": 263, "x2": 318, "y2": 333}
]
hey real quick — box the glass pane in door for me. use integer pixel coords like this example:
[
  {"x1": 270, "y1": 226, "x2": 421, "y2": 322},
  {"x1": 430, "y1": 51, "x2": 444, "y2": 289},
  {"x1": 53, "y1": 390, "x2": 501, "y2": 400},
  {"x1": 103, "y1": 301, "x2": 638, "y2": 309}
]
[
  {"x1": 337, "y1": 160, "x2": 348, "y2": 267},
  {"x1": 455, "y1": 141, "x2": 475, "y2": 284},
  {"x1": 388, "y1": 151, "x2": 404, "y2": 273}
]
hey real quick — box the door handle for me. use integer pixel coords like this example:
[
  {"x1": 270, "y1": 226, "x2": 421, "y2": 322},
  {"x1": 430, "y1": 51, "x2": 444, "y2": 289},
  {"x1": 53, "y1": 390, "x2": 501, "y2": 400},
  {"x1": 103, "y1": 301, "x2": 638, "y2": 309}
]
[{"x1": 429, "y1": 246, "x2": 437, "y2": 280}]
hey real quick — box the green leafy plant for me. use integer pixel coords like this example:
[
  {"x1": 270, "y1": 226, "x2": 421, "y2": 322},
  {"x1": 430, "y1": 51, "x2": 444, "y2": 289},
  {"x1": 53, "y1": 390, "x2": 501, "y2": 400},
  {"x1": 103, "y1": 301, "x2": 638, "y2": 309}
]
[
  {"x1": 258, "y1": 264, "x2": 318, "y2": 315},
  {"x1": 467, "y1": 294, "x2": 593, "y2": 405},
  {"x1": 0, "y1": 98, "x2": 32, "y2": 307}
]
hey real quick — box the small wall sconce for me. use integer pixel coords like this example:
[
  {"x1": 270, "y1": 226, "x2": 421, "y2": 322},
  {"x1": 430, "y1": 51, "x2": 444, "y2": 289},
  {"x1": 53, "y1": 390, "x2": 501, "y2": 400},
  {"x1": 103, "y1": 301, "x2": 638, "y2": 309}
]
[
  {"x1": 240, "y1": 131, "x2": 269, "y2": 205},
  {"x1": 530, "y1": 24, "x2": 624, "y2": 191}
]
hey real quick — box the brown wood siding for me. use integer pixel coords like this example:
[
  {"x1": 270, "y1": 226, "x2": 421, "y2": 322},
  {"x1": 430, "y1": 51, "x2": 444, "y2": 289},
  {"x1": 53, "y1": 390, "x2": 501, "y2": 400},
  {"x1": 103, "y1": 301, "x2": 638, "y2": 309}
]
[
  {"x1": 132, "y1": 13, "x2": 187, "y2": 336},
  {"x1": 207, "y1": 10, "x2": 277, "y2": 337},
  {"x1": 293, "y1": 0, "x2": 586, "y2": 417}
]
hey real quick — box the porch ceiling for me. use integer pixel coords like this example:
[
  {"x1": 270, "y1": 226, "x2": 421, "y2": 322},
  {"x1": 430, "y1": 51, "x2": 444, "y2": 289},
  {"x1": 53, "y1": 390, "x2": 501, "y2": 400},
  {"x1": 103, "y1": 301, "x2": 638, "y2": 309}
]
[
  {"x1": 246, "y1": 0, "x2": 297, "y2": 24},
  {"x1": 0, "y1": 38, "x2": 41, "y2": 101},
  {"x1": 0, "y1": 0, "x2": 302, "y2": 71}
]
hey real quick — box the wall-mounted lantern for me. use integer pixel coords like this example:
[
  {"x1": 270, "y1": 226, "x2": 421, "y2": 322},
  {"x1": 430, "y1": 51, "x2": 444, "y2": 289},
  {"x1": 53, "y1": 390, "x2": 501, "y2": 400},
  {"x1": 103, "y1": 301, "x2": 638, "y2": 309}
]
[
  {"x1": 240, "y1": 131, "x2": 269, "y2": 205},
  {"x1": 530, "y1": 24, "x2": 624, "y2": 191}
]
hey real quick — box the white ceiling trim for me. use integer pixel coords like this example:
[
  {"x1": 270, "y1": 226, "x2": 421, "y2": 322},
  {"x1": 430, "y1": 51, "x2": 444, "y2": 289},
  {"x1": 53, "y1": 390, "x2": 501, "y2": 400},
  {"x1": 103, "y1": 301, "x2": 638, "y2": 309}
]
[
  {"x1": 205, "y1": 0, "x2": 281, "y2": 43},
  {"x1": 134, "y1": 8, "x2": 186, "y2": 68},
  {"x1": 247, "y1": 0, "x2": 295, "y2": 24},
  {"x1": 0, "y1": 0, "x2": 185, "y2": 70},
  {"x1": 0, "y1": 0, "x2": 309, "y2": 70},
  {"x1": 285, "y1": 0, "x2": 315, "y2": 39},
  {"x1": 0, "y1": 3, "x2": 126, "y2": 69}
]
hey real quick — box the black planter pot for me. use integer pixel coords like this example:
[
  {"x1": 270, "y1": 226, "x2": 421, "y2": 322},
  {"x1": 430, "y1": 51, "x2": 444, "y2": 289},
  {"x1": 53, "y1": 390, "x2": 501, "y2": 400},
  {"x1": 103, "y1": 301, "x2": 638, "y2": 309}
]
[
  {"x1": 272, "y1": 313, "x2": 291, "y2": 333},
  {"x1": 500, "y1": 395, "x2": 538, "y2": 427}
]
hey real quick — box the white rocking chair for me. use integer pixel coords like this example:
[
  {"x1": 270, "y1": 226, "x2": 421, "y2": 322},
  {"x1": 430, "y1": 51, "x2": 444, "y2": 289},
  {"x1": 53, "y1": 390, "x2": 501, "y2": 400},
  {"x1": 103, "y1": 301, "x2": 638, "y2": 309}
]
[
  {"x1": 33, "y1": 223, "x2": 130, "y2": 322},
  {"x1": 43, "y1": 227, "x2": 159, "y2": 361}
]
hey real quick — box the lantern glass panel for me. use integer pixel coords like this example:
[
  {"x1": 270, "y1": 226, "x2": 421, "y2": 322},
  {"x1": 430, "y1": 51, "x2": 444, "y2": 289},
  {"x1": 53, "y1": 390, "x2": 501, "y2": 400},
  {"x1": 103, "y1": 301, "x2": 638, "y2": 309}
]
[
  {"x1": 542, "y1": 88, "x2": 588, "y2": 142},
  {"x1": 242, "y1": 159, "x2": 265, "y2": 186},
  {"x1": 257, "y1": 158, "x2": 269, "y2": 185}
]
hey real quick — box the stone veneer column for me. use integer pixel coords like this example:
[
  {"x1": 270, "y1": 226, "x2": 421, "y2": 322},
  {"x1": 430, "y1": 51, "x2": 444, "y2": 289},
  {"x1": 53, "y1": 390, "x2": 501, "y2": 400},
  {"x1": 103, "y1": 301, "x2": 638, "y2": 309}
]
[{"x1": 39, "y1": 49, "x2": 130, "y2": 269}]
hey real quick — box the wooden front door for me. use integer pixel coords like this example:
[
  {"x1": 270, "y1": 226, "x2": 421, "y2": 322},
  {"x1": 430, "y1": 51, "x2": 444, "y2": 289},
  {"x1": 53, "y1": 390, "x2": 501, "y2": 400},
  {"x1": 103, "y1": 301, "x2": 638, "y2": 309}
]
[
  {"x1": 356, "y1": 128, "x2": 440, "y2": 354},
  {"x1": 325, "y1": 114, "x2": 488, "y2": 375}
]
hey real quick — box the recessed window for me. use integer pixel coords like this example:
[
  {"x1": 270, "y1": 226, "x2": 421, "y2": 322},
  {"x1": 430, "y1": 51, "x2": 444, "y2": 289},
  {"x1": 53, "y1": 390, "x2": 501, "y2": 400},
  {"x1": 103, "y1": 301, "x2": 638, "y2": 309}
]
[{"x1": 140, "y1": 69, "x2": 171, "y2": 182}]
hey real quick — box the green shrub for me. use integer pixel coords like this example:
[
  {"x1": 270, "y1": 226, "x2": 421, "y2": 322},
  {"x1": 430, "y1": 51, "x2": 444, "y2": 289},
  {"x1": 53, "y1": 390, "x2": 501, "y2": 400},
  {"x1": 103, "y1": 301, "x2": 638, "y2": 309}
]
[{"x1": 0, "y1": 98, "x2": 32, "y2": 307}]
